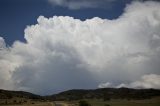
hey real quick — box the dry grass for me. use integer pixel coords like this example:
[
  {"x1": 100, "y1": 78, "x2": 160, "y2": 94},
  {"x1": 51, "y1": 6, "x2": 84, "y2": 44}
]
[
  {"x1": 68, "y1": 96, "x2": 160, "y2": 106},
  {"x1": 1, "y1": 97, "x2": 160, "y2": 106},
  {"x1": 0, "y1": 98, "x2": 55, "y2": 106},
  {"x1": 1, "y1": 102, "x2": 55, "y2": 106}
]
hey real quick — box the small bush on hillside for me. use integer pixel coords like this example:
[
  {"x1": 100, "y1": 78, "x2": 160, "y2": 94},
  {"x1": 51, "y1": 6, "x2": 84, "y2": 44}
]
[
  {"x1": 79, "y1": 100, "x2": 91, "y2": 106},
  {"x1": 103, "y1": 96, "x2": 111, "y2": 101},
  {"x1": 104, "y1": 104, "x2": 110, "y2": 106}
]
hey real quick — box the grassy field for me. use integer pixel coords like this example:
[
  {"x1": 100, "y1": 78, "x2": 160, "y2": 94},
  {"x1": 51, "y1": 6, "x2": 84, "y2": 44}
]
[
  {"x1": 1, "y1": 97, "x2": 160, "y2": 106},
  {"x1": 0, "y1": 98, "x2": 55, "y2": 106},
  {"x1": 5, "y1": 102, "x2": 54, "y2": 106},
  {"x1": 69, "y1": 97, "x2": 160, "y2": 106}
]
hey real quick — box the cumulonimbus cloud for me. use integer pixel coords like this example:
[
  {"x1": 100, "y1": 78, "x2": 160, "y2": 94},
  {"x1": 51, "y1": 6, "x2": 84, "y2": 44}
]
[{"x1": 0, "y1": 1, "x2": 160, "y2": 95}]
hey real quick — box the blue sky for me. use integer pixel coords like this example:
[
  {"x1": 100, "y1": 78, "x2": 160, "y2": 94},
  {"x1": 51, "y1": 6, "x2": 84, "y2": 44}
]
[{"x1": 0, "y1": 0, "x2": 131, "y2": 45}]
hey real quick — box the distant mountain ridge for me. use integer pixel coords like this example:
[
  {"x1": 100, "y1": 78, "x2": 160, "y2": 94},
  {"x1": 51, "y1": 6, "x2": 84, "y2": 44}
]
[
  {"x1": 0, "y1": 89, "x2": 43, "y2": 100},
  {"x1": 49, "y1": 88, "x2": 160, "y2": 101},
  {"x1": 1, "y1": 88, "x2": 160, "y2": 101}
]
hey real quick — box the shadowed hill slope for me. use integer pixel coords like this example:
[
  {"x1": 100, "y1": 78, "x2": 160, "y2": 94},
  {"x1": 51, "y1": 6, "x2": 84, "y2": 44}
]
[
  {"x1": 1, "y1": 88, "x2": 160, "y2": 101},
  {"x1": 0, "y1": 89, "x2": 43, "y2": 100},
  {"x1": 49, "y1": 88, "x2": 160, "y2": 101}
]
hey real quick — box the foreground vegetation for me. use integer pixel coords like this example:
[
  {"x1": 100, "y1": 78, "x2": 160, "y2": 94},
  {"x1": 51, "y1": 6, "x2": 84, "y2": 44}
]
[
  {"x1": 0, "y1": 97, "x2": 54, "y2": 106},
  {"x1": 1, "y1": 97, "x2": 160, "y2": 106},
  {"x1": 70, "y1": 97, "x2": 160, "y2": 106}
]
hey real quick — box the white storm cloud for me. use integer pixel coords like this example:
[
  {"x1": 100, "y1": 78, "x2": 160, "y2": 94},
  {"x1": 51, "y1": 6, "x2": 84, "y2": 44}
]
[
  {"x1": 98, "y1": 82, "x2": 113, "y2": 88},
  {"x1": 99, "y1": 74, "x2": 160, "y2": 89},
  {"x1": 0, "y1": 1, "x2": 160, "y2": 94},
  {"x1": 126, "y1": 74, "x2": 160, "y2": 89}
]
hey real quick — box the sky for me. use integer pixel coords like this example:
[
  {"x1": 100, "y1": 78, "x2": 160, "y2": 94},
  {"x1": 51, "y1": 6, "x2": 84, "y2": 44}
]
[{"x1": 0, "y1": 0, "x2": 160, "y2": 95}]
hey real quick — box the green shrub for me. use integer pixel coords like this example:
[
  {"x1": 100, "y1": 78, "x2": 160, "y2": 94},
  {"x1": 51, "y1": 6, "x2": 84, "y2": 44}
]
[
  {"x1": 104, "y1": 104, "x2": 110, "y2": 106},
  {"x1": 79, "y1": 100, "x2": 91, "y2": 106}
]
